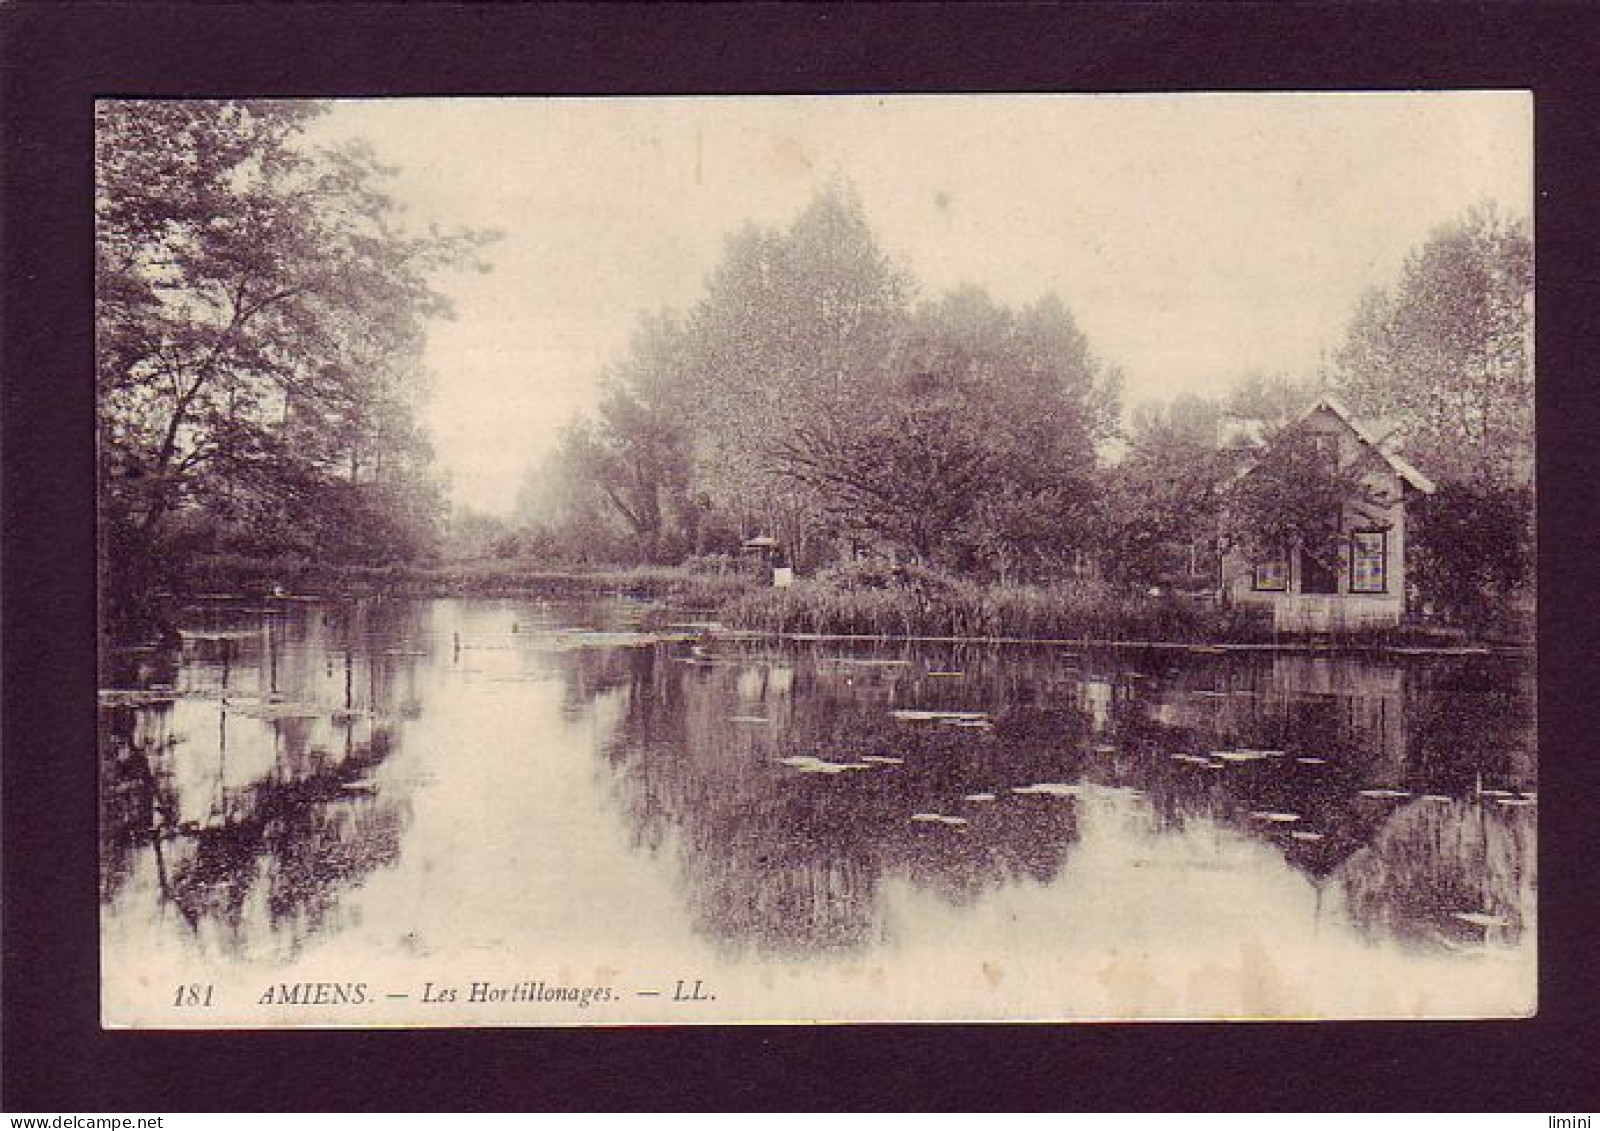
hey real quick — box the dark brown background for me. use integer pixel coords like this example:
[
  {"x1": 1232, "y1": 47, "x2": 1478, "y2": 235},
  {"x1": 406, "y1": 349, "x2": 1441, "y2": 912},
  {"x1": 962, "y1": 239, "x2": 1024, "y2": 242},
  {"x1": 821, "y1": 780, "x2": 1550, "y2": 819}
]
[{"x1": 4, "y1": 1, "x2": 1597, "y2": 1112}]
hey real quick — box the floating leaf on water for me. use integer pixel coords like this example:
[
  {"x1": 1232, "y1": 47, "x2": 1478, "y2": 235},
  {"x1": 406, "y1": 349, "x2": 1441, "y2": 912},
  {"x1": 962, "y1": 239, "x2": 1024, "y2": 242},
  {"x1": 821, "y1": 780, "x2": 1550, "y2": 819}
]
[
  {"x1": 1453, "y1": 911, "x2": 1511, "y2": 929},
  {"x1": 1296, "y1": 757, "x2": 1328, "y2": 766},
  {"x1": 98, "y1": 689, "x2": 178, "y2": 707},
  {"x1": 861, "y1": 755, "x2": 904, "y2": 765},
  {"x1": 910, "y1": 813, "x2": 968, "y2": 826},
  {"x1": 1213, "y1": 750, "x2": 1273, "y2": 763},
  {"x1": 962, "y1": 792, "x2": 998, "y2": 802},
  {"x1": 778, "y1": 755, "x2": 873, "y2": 774},
  {"x1": 1011, "y1": 783, "x2": 1084, "y2": 798},
  {"x1": 1357, "y1": 788, "x2": 1411, "y2": 799},
  {"x1": 892, "y1": 709, "x2": 990, "y2": 723},
  {"x1": 1289, "y1": 830, "x2": 1324, "y2": 842},
  {"x1": 1251, "y1": 811, "x2": 1301, "y2": 823},
  {"x1": 236, "y1": 701, "x2": 327, "y2": 720}
]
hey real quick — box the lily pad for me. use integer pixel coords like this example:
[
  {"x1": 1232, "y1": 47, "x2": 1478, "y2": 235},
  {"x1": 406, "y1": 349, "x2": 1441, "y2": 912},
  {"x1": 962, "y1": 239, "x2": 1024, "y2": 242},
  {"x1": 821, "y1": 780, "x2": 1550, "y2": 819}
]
[
  {"x1": 235, "y1": 701, "x2": 326, "y2": 720},
  {"x1": 1011, "y1": 783, "x2": 1084, "y2": 798},
  {"x1": 1453, "y1": 911, "x2": 1511, "y2": 929},
  {"x1": 778, "y1": 756, "x2": 873, "y2": 774},
  {"x1": 98, "y1": 689, "x2": 178, "y2": 707},
  {"x1": 892, "y1": 709, "x2": 991, "y2": 723},
  {"x1": 1213, "y1": 750, "x2": 1273, "y2": 763}
]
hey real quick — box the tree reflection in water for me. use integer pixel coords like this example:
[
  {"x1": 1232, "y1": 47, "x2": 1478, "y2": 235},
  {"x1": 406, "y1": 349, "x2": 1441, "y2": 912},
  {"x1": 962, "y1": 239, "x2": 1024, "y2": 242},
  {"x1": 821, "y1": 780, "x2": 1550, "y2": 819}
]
[
  {"x1": 570, "y1": 636, "x2": 1535, "y2": 957},
  {"x1": 100, "y1": 597, "x2": 1535, "y2": 970},
  {"x1": 100, "y1": 600, "x2": 426, "y2": 960}
]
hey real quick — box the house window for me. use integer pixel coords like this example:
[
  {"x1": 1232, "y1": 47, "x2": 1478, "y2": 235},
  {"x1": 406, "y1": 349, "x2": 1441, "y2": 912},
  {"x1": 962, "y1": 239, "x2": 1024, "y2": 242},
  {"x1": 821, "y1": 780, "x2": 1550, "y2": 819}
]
[
  {"x1": 1252, "y1": 555, "x2": 1289, "y2": 591},
  {"x1": 1350, "y1": 530, "x2": 1388, "y2": 593}
]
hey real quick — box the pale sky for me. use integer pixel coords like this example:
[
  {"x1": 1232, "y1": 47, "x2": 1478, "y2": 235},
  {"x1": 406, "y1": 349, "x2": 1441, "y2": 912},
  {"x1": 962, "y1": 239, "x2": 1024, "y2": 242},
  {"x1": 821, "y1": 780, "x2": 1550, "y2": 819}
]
[{"x1": 311, "y1": 93, "x2": 1531, "y2": 515}]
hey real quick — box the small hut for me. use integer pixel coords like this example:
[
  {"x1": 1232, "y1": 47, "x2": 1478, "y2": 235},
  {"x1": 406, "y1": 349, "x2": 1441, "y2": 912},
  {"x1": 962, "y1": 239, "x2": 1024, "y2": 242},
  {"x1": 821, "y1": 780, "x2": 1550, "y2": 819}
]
[{"x1": 741, "y1": 536, "x2": 793, "y2": 587}]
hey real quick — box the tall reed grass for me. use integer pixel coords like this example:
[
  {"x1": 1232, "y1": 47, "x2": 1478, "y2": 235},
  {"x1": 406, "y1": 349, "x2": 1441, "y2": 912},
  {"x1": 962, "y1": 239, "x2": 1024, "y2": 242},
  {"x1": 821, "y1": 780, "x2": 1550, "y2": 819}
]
[
  {"x1": 180, "y1": 553, "x2": 755, "y2": 605},
  {"x1": 721, "y1": 576, "x2": 1257, "y2": 642}
]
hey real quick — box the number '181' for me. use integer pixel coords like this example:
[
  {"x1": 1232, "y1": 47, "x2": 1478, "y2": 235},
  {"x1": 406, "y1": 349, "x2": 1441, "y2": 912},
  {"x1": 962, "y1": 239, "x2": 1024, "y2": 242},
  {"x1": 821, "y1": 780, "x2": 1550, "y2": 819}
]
[{"x1": 173, "y1": 983, "x2": 215, "y2": 1007}]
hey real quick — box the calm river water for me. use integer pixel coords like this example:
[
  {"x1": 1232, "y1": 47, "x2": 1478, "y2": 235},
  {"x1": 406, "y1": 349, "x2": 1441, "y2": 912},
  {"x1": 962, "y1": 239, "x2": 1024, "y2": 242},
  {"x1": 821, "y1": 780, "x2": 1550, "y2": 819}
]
[{"x1": 100, "y1": 596, "x2": 1536, "y2": 1024}]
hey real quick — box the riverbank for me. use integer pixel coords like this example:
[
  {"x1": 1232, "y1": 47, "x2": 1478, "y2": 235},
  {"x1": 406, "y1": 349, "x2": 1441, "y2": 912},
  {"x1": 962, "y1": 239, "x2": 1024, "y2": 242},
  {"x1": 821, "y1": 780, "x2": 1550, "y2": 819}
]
[
  {"x1": 144, "y1": 555, "x2": 1527, "y2": 654},
  {"x1": 178, "y1": 554, "x2": 755, "y2": 605},
  {"x1": 715, "y1": 568, "x2": 1526, "y2": 653}
]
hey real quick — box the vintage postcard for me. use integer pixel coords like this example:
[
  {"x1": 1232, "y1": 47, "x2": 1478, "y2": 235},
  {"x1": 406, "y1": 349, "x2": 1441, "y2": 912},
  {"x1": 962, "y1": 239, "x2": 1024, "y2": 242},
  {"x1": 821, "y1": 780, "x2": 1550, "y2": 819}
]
[{"x1": 97, "y1": 93, "x2": 1535, "y2": 1027}]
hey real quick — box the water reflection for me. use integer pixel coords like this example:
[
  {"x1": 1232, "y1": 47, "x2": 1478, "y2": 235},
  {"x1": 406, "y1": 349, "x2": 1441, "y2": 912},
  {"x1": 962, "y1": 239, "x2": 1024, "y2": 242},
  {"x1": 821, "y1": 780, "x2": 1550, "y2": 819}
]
[
  {"x1": 581, "y1": 639, "x2": 1535, "y2": 958},
  {"x1": 101, "y1": 601, "x2": 424, "y2": 959},
  {"x1": 101, "y1": 597, "x2": 1536, "y2": 1015}
]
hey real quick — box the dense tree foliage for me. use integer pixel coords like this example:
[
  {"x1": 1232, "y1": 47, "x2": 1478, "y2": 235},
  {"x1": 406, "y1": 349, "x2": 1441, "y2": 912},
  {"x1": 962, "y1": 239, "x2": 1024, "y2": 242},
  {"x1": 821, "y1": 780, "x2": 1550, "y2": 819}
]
[
  {"x1": 535, "y1": 187, "x2": 1121, "y2": 579},
  {"x1": 1330, "y1": 205, "x2": 1534, "y2": 622},
  {"x1": 1331, "y1": 205, "x2": 1532, "y2": 491},
  {"x1": 1104, "y1": 394, "x2": 1230, "y2": 589},
  {"x1": 1222, "y1": 429, "x2": 1379, "y2": 566},
  {"x1": 1409, "y1": 480, "x2": 1533, "y2": 629},
  {"x1": 97, "y1": 100, "x2": 488, "y2": 636}
]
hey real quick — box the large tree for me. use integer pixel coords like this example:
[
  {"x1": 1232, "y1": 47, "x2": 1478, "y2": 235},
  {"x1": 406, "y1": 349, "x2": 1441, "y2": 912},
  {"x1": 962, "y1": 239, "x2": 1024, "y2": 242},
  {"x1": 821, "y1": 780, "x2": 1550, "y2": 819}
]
[
  {"x1": 681, "y1": 185, "x2": 911, "y2": 562},
  {"x1": 1330, "y1": 205, "x2": 1533, "y2": 626},
  {"x1": 533, "y1": 186, "x2": 1119, "y2": 577},
  {"x1": 1331, "y1": 204, "x2": 1532, "y2": 490},
  {"x1": 1222, "y1": 429, "x2": 1382, "y2": 570},
  {"x1": 1106, "y1": 393, "x2": 1230, "y2": 589},
  {"x1": 780, "y1": 285, "x2": 1116, "y2": 577},
  {"x1": 97, "y1": 100, "x2": 486, "y2": 631}
]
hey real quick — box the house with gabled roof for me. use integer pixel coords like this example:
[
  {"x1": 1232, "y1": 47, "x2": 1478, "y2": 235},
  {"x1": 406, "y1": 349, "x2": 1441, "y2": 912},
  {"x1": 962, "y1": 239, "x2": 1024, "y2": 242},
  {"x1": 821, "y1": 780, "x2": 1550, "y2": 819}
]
[{"x1": 1220, "y1": 396, "x2": 1435, "y2": 631}]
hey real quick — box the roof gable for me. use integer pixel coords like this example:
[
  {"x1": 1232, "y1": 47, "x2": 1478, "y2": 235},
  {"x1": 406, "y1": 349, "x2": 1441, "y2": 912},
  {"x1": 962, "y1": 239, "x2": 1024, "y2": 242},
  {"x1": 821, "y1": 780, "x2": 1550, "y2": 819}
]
[
  {"x1": 1305, "y1": 396, "x2": 1435, "y2": 493},
  {"x1": 1231, "y1": 396, "x2": 1436, "y2": 494}
]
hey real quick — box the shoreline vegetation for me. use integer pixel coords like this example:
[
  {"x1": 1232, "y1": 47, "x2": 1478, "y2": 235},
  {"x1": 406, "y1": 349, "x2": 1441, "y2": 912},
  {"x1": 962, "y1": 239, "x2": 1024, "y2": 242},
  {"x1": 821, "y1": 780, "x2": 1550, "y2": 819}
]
[{"x1": 137, "y1": 555, "x2": 1530, "y2": 656}]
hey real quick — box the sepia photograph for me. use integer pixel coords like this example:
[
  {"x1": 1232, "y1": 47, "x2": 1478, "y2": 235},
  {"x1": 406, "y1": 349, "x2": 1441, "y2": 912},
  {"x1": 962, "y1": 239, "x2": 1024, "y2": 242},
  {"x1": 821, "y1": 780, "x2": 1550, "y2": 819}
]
[{"x1": 95, "y1": 92, "x2": 1535, "y2": 1028}]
